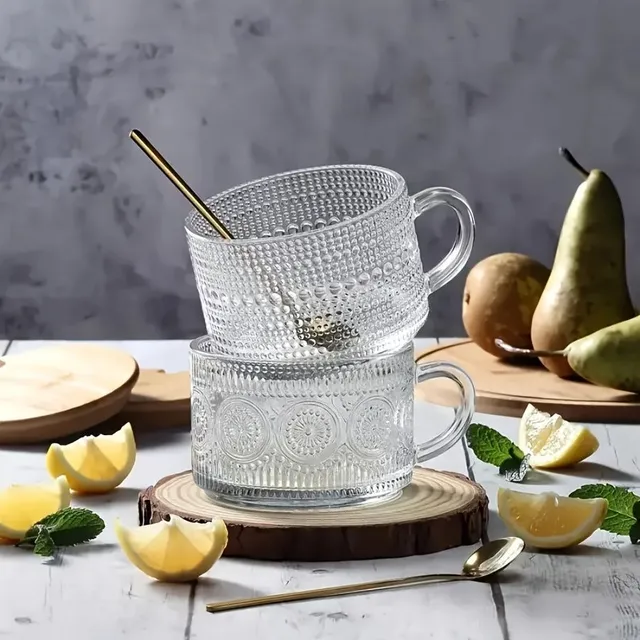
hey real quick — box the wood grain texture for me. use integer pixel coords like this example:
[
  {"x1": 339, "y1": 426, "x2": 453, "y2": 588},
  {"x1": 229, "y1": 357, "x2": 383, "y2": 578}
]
[
  {"x1": 118, "y1": 369, "x2": 190, "y2": 430},
  {"x1": 0, "y1": 344, "x2": 139, "y2": 444},
  {"x1": 0, "y1": 339, "x2": 507, "y2": 640},
  {"x1": 6, "y1": 338, "x2": 640, "y2": 637},
  {"x1": 138, "y1": 467, "x2": 488, "y2": 562},
  {"x1": 9, "y1": 341, "x2": 192, "y2": 433},
  {"x1": 190, "y1": 341, "x2": 503, "y2": 638},
  {"x1": 416, "y1": 339, "x2": 640, "y2": 423},
  {"x1": 470, "y1": 411, "x2": 640, "y2": 639},
  {"x1": 0, "y1": 341, "x2": 196, "y2": 640}
]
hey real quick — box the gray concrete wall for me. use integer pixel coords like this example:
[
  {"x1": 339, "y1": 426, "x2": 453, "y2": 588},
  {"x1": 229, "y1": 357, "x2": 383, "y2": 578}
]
[{"x1": 2, "y1": 0, "x2": 640, "y2": 339}]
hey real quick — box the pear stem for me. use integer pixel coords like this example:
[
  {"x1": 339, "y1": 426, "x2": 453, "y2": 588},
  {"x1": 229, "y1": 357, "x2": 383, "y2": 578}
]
[
  {"x1": 559, "y1": 147, "x2": 590, "y2": 178},
  {"x1": 494, "y1": 339, "x2": 567, "y2": 358}
]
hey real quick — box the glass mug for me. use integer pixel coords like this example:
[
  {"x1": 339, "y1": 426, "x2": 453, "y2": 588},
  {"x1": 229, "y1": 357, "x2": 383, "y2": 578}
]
[
  {"x1": 185, "y1": 164, "x2": 475, "y2": 360},
  {"x1": 190, "y1": 337, "x2": 476, "y2": 509}
]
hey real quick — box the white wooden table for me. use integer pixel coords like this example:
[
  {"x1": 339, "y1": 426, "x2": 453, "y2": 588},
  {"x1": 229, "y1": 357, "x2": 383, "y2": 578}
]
[{"x1": 2, "y1": 337, "x2": 639, "y2": 640}]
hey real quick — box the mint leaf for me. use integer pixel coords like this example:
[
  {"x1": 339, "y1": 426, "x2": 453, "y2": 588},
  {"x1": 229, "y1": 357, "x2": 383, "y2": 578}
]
[
  {"x1": 467, "y1": 426, "x2": 529, "y2": 482},
  {"x1": 36, "y1": 508, "x2": 105, "y2": 546},
  {"x1": 499, "y1": 456, "x2": 520, "y2": 475},
  {"x1": 33, "y1": 527, "x2": 56, "y2": 557},
  {"x1": 500, "y1": 452, "x2": 531, "y2": 483},
  {"x1": 17, "y1": 508, "x2": 105, "y2": 554},
  {"x1": 569, "y1": 484, "x2": 640, "y2": 536},
  {"x1": 467, "y1": 424, "x2": 525, "y2": 468}
]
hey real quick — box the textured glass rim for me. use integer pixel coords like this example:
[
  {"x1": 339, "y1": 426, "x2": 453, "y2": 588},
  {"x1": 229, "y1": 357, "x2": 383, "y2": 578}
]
[
  {"x1": 188, "y1": 335, "x2": 414, "y2": 367},
  {"x1": 184, "y1": 163, "x2": 407, "y2": 246}
]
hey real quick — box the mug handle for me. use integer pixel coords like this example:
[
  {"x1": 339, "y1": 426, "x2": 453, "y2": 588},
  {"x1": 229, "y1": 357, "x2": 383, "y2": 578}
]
[
  {"x1": 412, "y1": 187, "x2": 476, "y2": 293},
  {"x1": 414, "y1": 360, "x2": 476, "y2": 463}
]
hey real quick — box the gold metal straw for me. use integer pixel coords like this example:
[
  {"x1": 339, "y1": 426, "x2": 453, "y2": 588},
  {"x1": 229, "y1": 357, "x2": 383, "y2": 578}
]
[{"x1": 129, "y1": 129, "x2": 234, "y2": 240}]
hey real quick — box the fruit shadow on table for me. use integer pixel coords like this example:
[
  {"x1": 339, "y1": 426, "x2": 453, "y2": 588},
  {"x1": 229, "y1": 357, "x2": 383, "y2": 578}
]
[{"x1": 146, "y1": 575, "x2": 266, "y2": 601}]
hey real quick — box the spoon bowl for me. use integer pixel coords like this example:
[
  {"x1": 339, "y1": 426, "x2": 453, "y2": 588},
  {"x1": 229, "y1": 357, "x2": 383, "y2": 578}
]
[
  {"x1": 462, "y1": 536, "x2": 525, "y2": 579},
  {"x1": 206, "y1": 536, "x2": 525, "y2": 613}
]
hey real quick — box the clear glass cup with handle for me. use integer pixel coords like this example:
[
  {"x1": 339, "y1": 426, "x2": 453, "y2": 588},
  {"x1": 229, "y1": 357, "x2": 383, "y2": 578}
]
[
  {"x1": 190, "y1": 337, "x2": 476, "y2": 509},
  {"x1": 185, "y1": 164, "x2": 475, "y2": 360}
]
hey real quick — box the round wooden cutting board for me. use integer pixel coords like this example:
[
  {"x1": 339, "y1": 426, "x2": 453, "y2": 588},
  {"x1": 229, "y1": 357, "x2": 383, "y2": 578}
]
[
  {"x1": 0, "y1": 344, "x2": 139, "y2": 444},
  {"x1": 138, "y1": 468, "x2": 488, "y2": 562},
  {"x1": 119, "y1": 369, "x2": 190, "y2": 430},
  {"x1": 416, "y1": 339, "x2": 640, "y2": 423}
]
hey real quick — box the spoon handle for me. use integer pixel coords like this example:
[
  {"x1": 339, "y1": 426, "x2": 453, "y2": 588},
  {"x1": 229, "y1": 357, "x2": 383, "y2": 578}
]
[
  {"x1": 129, "y1": 129, "x2": 234, "y2": 240},
  {"x1": 206, "y1": 572, "x2": 468, "y2": 613}
]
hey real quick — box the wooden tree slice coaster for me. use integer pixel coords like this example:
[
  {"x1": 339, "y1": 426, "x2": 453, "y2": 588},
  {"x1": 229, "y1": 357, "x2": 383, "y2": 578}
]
[
  {"x1": 138, "y1": 468, "x2": 488, "y2": 562},
  {"x1": 119, "y1": 369, "x2": 190, "y2": 430}
]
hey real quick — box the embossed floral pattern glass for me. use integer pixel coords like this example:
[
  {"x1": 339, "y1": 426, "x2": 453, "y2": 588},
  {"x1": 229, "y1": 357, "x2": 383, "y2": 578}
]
[
  {"x1": 185, "y1": 164, "x2": 475, "y2": 360},
  {"x1": 190, "y1": 337, "x2": 475, "y2": 509}
]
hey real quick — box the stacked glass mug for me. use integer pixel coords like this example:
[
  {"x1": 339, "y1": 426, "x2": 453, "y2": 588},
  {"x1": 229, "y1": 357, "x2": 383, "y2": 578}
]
[{"x1": 186, "y1": 164, "x2": 476, "y2": 509}]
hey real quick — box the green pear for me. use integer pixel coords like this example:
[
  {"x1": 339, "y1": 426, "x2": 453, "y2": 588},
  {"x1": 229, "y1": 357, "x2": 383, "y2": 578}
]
[
  {"x1": 563, "y1": 316, "x2": 640, "y2": 392},
  {"x1": 530, "y1": 148, "x2": 636, "y2": 378},
  {"x1": 496, "y1": 314, "x2": 640, "y2": 393}
]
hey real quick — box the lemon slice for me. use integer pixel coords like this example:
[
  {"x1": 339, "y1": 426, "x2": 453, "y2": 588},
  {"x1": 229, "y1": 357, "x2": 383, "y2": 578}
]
[
  {"x1": 46, "y1": 423, "x2": 136, "y2": 494},
  {"x1": 518, "y1": 404, "x2": 599, "y2": 469},
  {"x1": 114, "y1": 515, "x2": 228, "y2": 582},
  {"x1": 0, "y1": 476, "x2": 71, "y2": 540},
  {"x1": 497, "y1": 487, "x2": 607, "y2": 549}
]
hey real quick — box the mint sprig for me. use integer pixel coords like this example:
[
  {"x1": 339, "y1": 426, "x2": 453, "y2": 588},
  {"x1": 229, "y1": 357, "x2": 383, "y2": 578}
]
[
  {"x1": 33, "y1": 528, "x2": 56, "y2": 557},
  {"x1": 500, "y1": 450, "x2": 532, "y2": 483},
  {"x1": 466, "y1": 424, "x2": 530, "y2": 482},
  {"x1": 16, "y1": 507, "x2": 105, "y2": 557},
  {"x1": 570, "y1": 484, "x2": 640, "y2": 543}
]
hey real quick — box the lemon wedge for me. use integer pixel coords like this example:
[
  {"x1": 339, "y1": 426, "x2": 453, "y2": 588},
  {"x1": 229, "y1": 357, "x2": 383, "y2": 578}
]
[
  {"x1": 114, "y1": 515, "x2": 228, "y2": 582},
  {"x1": 518, "y1": 404, "x2": 599, "y2": 469},
  {"x1": 0, "y1": 476, "x2": 71, "y2": 540},
  {"x1": 46, "y1": 423, "x2": 136, "y2": 494},
  {"x1": 498, "y1": 487, "x2": 607, "y2": 549}
]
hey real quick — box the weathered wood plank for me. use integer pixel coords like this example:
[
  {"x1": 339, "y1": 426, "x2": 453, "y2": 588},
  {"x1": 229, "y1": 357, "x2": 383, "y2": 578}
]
[
  {"x1": 0, "y1": 341, "x2": 193, "y2": 639},
  {"x1": 470, "y1": 411, "x2": 640, "y2": 640},
  {"x1": 0, "y1": 339, "x2": 505, "y2": 640},
  {"x1": 189, "y1": 338, "x2": 503, "y2": 638},
  {"x1": 438, "y1": 335, "x2": 640, "y2": 637}
]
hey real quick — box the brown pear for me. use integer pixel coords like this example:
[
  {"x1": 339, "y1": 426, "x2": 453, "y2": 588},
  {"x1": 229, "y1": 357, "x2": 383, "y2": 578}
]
[
  {"x1": 462, "y1": 253, "x2": 550, "y2": 358},
  {"x1": 530, "y1": 148, "x2": 636, "y2": 377}
]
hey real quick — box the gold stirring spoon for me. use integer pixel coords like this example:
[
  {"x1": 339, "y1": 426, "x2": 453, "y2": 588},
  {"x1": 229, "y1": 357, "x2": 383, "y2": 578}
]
[
  {"x1": 128, "y1": 128, "x2": 346, "y2": 350},
  {"x1": 129, "y1": 129, "x2": 234, "y2": 240},
  {"x1": 206, "y1": 537, "x2": 525, "y2": 614}
]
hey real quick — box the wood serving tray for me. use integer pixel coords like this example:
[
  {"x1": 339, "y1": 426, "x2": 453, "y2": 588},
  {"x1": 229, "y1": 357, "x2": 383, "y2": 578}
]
[{"x1": 415, "y1": 339, "x2": 640, "y2": 423}]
